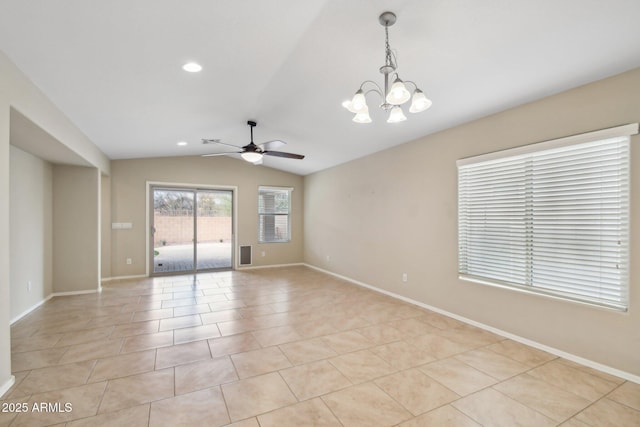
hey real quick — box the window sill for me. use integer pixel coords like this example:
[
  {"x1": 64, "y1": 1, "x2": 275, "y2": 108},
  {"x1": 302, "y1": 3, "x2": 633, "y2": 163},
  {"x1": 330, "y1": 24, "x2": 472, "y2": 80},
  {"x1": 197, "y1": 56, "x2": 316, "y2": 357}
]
[{"x1": 458, "y1": 274, "x2": 628, "y2": 313}]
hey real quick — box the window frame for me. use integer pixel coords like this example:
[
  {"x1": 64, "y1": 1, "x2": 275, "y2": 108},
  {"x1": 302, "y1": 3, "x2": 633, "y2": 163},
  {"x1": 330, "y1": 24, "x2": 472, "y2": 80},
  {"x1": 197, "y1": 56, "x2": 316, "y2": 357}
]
[
  {"x1": 457, "y1": 123, "x2": 637, "y2": 311},
  {"x1": 258, "y1": 186, "x2": 292, "y2": 243}
]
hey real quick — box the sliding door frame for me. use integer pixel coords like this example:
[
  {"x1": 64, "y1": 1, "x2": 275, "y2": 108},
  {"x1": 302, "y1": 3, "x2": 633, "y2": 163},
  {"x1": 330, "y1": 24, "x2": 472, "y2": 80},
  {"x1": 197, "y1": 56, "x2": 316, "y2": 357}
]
[{"x1": 145, "y1": 181, "x2": 238, "y2": 276}]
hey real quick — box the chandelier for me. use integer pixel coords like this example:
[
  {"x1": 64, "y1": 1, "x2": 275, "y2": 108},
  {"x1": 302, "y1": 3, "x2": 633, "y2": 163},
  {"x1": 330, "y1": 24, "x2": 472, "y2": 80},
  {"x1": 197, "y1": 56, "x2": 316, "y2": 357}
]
[{"x1": 342, "y1": 11, "x2": 432, "y2": 123}]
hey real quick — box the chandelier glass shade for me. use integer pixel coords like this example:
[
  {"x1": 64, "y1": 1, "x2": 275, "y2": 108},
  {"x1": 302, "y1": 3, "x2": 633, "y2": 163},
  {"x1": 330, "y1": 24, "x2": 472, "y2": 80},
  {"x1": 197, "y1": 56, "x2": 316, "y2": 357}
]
[
  {"x1": 343, "y1": 11, "x2": 432, "y2": 123},
  {"x1": 387, "y1": 106, "x2": 407, "y2": 123}
]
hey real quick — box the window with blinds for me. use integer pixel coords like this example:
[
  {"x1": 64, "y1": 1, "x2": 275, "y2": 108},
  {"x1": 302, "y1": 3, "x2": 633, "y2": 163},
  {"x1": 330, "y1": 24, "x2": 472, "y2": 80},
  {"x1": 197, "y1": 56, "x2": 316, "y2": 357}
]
[
  {"x1": 457, "y1": 124, "x2": 637, "y2": 311},
  {"x1": 258, "y1": 186, "x2": 292, "y2": 243}
]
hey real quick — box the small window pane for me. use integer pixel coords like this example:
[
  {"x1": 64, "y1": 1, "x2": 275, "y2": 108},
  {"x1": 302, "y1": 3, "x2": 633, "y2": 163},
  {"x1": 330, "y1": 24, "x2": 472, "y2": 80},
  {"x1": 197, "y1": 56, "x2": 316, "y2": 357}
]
[{"x1": 258, "y1": 187, "x2": 291, "y2": 243}]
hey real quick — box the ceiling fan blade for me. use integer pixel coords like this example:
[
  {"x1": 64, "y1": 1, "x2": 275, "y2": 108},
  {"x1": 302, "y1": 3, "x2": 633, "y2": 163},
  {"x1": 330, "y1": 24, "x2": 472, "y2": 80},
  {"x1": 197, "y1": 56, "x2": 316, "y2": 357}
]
[
  {"x1": 259, "y1": 139, "x2": 286, "y2": 150},
  {"x1": 201, "y1": 151, "x2": 241, "y2": 157},
  {"x1": 263, "y1": 150, "x2": 305, "y2": 160},
  {"x1": 202, "y1": 139, "x2": 243, "y2": 149}
]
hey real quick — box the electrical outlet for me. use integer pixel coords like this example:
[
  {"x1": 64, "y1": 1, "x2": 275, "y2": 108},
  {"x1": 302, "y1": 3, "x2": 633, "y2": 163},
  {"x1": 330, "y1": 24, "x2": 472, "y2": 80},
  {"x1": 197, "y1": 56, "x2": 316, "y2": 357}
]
[
  {"x1": 28, "y1": 281, "x2": 32, "y2": 292},
  {"x1": 261, "y1": 251, "x2": 266, "y2": 257},
  {"x1": 402, "y1": 273, "x2": 408, "y2": 283},
  {"x1": 126, "y1": 258, "x2": 132, "y2": 265},
  {"x1": 326, "y1": 255, "x2": 331, "y2": 261}
]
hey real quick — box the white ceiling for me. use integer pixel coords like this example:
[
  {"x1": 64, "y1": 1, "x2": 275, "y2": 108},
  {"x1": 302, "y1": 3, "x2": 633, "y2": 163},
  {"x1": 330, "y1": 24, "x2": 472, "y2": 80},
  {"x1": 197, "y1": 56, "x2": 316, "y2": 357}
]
[{"x1": 1, "y1": 0, "x2": 640, "y2": 176}]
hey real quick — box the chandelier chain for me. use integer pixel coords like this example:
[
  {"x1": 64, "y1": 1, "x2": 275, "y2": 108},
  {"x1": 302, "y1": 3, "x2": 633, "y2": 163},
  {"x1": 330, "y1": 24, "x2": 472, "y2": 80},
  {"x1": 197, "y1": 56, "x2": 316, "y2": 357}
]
[{"x1": 384, "y1": 26, "x2": 395, "y2": 70}]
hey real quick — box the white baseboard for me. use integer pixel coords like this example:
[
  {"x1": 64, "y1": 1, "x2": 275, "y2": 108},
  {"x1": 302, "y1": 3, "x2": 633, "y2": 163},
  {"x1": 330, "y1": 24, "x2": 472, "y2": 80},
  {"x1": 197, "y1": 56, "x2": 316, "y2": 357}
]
[
  {"x1": 51, "y1": 289, "x2": 99, "y2": 297},
  {"x1": 303, "y1": 263, "x2": 640, "y2": 385},
  {"x1": 10, "y1": 295, "x2": 54, "y2": 324},
  {"x1": 0, "y1": 375, "x2": 15, "y2": 398},
  {"x1": 102, "y1": 274, "x2": 147, "y2": 282},
  {"x1": 102, "y1": 265, "x2": 305, "y2": 279},
  {"x1": 237, "y1": 262, "x2": 304, "y2": 271},
  {"x1": 10, "y1": 288, "x2": 101, "y2": 325}
]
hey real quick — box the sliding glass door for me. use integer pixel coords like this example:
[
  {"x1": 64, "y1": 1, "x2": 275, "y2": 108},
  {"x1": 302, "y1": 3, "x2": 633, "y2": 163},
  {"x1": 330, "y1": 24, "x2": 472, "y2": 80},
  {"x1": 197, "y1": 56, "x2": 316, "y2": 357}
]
[
  {"x1": 152, "y1": 187, "x2": 232, "y2": 274},
  {"x1": 152, "y1": 188, "x2": 194, "y2": 273},
  {"x1": 196, "y1": 190, "x2": 233, "y2": 270}
]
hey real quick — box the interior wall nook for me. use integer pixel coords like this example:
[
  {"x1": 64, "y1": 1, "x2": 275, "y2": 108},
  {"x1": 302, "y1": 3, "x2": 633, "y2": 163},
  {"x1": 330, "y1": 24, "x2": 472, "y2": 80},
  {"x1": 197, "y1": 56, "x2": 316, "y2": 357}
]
[{"x1": 0, "y1": 51, "x2": 110, "y2": 396}]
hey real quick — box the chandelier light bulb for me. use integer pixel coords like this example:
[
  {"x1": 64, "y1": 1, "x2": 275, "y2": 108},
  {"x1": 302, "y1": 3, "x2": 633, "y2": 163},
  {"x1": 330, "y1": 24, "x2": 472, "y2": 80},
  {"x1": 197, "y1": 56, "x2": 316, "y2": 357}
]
[
  {"x1": 343, "y1": 99, "x2": 365, "y2": 114},
  {"x1": 353, "y1": 105, "x2": 372, "y2": 123},
  {"x1": 387, "y1": 106, "x2": 407, "y2": 123},
  {"x1": 409, "y1": 89, "x2": 433, "y2": 113},
  {"x1": 342, "y1": 100, "x2": 356, "y2": 113},
  {"x1": 241, "y1": 152, "x2": 263, "y2": 163},
  {"x1": 386, "y1": 78, "x2": 411, "y2": 105},
  {"x1": 350, "y1": 90, "x2": 368, "y2": 112}
]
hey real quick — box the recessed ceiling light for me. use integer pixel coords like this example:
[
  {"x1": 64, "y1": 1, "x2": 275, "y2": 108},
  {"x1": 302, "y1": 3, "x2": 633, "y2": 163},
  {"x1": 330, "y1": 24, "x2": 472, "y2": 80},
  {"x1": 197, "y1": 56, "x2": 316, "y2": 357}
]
[
  {"x1": 177, "y1": 141, "x2": 188, "y2": 146},
  {"x1": 182, "y1": 62, "x2": 202, "y2": 72}
]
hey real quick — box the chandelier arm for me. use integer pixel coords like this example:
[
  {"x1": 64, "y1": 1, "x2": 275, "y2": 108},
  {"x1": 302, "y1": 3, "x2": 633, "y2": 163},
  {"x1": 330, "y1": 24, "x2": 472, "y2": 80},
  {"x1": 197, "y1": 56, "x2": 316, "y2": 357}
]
[
  {"x1": 358, "y1": 81, "x2": 384, "y2": 100},
  {"x1": 359, "y1": 80, "x2": 383, "y2": 93},
  {"x1": 364, "y1": 88, "x2": 383, "y2": 98},
  {"x1": 402, "y1": 80, "x2": 420, "y2": 91}
]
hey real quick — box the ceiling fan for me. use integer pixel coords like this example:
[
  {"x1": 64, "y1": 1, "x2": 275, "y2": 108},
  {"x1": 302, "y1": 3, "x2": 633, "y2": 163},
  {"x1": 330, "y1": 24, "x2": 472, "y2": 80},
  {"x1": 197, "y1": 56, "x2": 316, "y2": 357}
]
[{"x1": 202, "y1": 121, "x2": 305, "y2": 164}]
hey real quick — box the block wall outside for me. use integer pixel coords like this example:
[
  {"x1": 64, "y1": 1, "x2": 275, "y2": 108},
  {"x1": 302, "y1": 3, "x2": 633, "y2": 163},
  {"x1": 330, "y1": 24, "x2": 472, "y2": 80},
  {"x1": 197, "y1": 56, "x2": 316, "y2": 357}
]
[{"x1": 153, "y1": 215, "x2": 232, "y2": 245}]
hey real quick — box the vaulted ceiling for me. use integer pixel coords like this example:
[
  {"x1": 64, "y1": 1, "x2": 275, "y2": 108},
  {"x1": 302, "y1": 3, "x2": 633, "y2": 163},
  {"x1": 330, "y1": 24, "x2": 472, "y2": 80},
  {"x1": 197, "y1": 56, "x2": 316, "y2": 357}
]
[{"x1": 2, "y1": 0, "x2": 640, "y2": 175}]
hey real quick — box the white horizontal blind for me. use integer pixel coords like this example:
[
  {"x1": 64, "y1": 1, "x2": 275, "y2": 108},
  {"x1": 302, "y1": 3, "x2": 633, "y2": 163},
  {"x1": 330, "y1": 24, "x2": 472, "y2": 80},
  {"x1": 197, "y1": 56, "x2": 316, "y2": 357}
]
[
  {"x1": 258, "y1": 187, "x2": 292, "y2": 243},
  {"x1": 458, "y1": 127, "x2": 634, "y2": 311},
  {"x1": 458, "y1": 155, "x2": 529, "y2": 286}
]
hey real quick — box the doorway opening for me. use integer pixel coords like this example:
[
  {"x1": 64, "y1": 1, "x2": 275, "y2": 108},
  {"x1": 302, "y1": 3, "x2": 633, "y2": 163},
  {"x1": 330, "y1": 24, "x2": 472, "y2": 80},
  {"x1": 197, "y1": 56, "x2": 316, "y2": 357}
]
[{"x1": 151, "y1": 186, "x2": 233, "y2": 275}]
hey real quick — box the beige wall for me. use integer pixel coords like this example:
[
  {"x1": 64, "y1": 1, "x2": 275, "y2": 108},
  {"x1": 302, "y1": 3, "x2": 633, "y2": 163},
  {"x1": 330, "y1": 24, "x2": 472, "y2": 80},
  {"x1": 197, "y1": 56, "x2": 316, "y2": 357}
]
[
  {"x1": 0, "y1": 96, "x2": 12, "y2": 395},
  {"x1": 101, "y1": 174, "x2": 111, "y2": 279},
  {"x1": 52, "y1": 165, "x2": 100, "y2": 292},
  {"x1": 110, "y1": 156, "x2": 304, "y2": 277},
  {"x1": 9, "y1": 146, "x2": 53, "y2": 320},
  {"x1": 304, "y1": 67, "x2": 640, "y2": 377}
]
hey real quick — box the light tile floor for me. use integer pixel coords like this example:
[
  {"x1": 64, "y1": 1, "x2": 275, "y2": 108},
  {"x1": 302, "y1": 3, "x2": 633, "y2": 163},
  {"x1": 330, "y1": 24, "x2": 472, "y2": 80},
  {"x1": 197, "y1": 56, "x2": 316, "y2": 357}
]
[{"x1": 3, "y1": 266, "x2": 639, "y2": 426}]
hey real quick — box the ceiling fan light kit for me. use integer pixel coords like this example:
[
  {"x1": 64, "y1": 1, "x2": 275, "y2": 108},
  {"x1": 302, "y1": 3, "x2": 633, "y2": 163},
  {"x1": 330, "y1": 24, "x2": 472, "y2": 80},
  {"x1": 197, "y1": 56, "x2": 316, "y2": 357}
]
[
  {"x1": 343, "y1": 11, "x2": 432, "y2": 124},
  {"x1": 240, "y1": 151, "x2": 263, "y2": 163}
]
